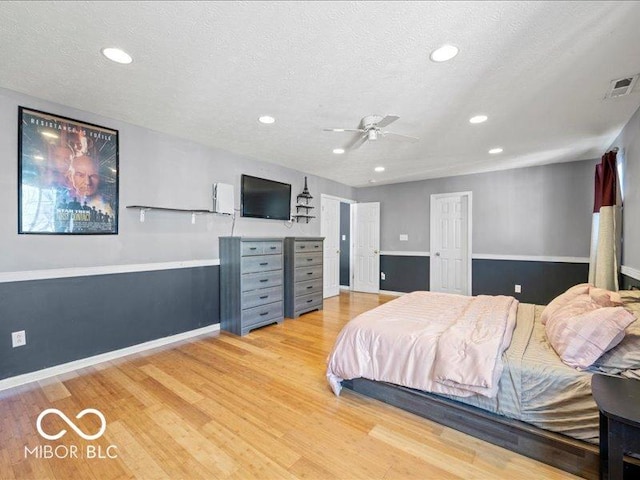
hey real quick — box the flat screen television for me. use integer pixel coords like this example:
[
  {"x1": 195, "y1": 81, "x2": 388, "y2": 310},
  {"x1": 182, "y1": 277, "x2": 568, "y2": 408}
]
[{"x1": 241, "y1": 174, "x2": 292, "y2": 220}]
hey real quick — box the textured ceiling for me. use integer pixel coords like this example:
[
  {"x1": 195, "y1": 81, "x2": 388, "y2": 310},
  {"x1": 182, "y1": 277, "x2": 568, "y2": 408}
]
[{"x1": 1, "y1": 1, "x2": 640, "y2": 187}]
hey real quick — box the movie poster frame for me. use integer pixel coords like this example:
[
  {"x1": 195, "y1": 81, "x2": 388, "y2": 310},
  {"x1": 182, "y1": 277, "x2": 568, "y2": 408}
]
[{"x1": 17, "y1": 106, "x2": 119, "y2": 235}]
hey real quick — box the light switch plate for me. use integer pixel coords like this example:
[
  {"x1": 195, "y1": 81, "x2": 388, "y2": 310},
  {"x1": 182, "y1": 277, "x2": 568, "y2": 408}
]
[{"x1": 399, "y1": 234, "x2": 408, "y2": 241}]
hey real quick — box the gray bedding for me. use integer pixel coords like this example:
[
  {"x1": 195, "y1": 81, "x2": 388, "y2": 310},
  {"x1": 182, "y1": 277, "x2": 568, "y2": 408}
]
[{"x1": 443, "y1": 303, "x2": 599, "y2": 443}]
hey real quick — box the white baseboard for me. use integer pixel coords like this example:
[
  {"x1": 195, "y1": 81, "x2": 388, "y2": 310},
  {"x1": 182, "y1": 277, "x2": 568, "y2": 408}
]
[
  {"x1": 0, "y1": 324, "x2": 220, "y2": 393},
  {"x1": 379, "y1": 290, "x2": 407, "y2": 296}
]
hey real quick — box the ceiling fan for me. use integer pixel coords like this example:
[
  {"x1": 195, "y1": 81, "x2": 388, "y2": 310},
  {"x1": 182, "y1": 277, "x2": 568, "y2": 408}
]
[{"x1": 323, "y1": 114, "x2": 419, "y2": 150}]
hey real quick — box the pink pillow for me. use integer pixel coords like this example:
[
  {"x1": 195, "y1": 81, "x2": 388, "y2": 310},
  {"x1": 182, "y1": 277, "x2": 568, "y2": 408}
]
[
  {"x1": 589, "y1": 287, "x2": 623, "y2": 307},
  {"x1": 545, "y1": 306, "x2": 636, "y2": 369},
  {"x1": 541, "y1": 283, "x2": 592, "y2": 325}
]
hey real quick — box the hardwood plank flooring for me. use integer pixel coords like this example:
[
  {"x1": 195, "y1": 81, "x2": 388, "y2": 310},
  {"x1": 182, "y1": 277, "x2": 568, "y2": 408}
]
[{"x1": 0, "y1": 292, "x2": 581, "y2": 479}]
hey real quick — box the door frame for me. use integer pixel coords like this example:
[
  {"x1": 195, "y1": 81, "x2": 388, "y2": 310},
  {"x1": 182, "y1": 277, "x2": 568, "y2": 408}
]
[
  {"x1": 351, "y1": 201, "x2": 381, "y2": 294},
  {"x1": 429, "y1": 191, "x2": 473, "y2": 295},
  {"x1": 321, "y1": 194, "x2": 356, "y2": 294}
]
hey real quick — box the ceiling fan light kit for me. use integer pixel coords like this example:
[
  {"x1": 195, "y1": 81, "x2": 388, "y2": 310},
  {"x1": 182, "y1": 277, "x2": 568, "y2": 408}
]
[{"x1": 324, "y1": 114, "x2": 419, "y2": 151}]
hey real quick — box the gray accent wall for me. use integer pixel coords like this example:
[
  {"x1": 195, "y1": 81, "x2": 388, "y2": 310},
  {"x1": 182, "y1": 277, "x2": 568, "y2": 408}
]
[
  {"x1": 0, "y1": 87, "x2": 355, "y2": 381},
  {"x1": 0, "y1": 266, "x2": 219, "y2": 380},
  {"x1": 356, "y1": 160, "x2": 596, "y2": 256},
  {"x1": 609, "y1": 103, "x2": 640, "y2": 273},
  {"x1": 339, "y1": 202, "x2": 350, "y2": 286}
]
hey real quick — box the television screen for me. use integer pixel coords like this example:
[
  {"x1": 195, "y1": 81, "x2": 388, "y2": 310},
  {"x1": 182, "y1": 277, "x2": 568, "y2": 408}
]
[{"x1": 241, "y1": 175, "x2": 291, "y2": 220}]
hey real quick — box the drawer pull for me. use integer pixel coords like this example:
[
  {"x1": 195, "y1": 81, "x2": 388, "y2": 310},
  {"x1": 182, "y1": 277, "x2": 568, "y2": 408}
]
[
  {"x1": 306, "y1": 258, "x2": 313, "y2": 262},
  {"x1": 299, "y1": 245, "x2": 306, "y2": 249},
  {"x1": 269, "y1": 246, "x2": 276, "y2": 250},
  {"x1": 306, "y1": 285, "x2": 313, "y2": 290},
  {"x1": 260, "y1": 295, "x2": 269, "y2": 299},
  {"x1": 306, "y1": 299, "x2": 314, "y2": 303},
  {"x1": 260, "y1": 279, "x2": 269, "y2": 283},
  {"x1": 259, "y1": 312, "x2": 269, "y2": 316},
  {"x1": 249, "y1": 247, "x2": 257, "y2": 250},
  {"x1": 260, "y1": 262, "x2": 268, "y2": 266}
]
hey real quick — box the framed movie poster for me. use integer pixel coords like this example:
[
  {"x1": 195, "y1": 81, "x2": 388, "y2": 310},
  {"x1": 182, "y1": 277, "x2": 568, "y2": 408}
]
[{"x1": 18, "y1": 107, "x2": 119, "y2": 234}]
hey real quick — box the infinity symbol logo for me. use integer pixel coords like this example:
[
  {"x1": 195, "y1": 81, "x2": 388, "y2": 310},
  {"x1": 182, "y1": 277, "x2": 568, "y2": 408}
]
[{"x1": 36, "y1": 408, "x2": 107, "y2": 441}]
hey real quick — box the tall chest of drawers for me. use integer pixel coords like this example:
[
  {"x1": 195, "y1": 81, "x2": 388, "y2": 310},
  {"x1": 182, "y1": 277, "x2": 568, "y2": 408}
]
[
  {"x1": 220, "y1": 237, "x2": 284, "y2": 336},
  {"x1": 284, "y1": 237, "x2": 324, "y2": 318}
]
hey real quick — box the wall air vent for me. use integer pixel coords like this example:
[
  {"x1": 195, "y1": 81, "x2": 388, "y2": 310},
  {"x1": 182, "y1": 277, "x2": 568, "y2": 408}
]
[{"x1": 605, "y1": 75, "x2": 639, "y2": 99}]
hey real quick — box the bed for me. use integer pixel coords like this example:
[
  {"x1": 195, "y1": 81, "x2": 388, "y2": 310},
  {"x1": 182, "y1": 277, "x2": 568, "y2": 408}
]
[{"x1": 326, "y1": 287, "x2": 640, "y2": 479}]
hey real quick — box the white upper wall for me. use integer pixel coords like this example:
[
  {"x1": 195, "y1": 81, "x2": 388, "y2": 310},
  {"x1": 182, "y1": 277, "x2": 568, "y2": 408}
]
[
  {"x1": 610, "y1": 103, "x2": 640, "y2": 271},
  {"x1": 356, "y1": 159, "x2": 597, "y2": 257},
  {"x1": 0, "y1": 88, "x2": 354, "y2": 273}
]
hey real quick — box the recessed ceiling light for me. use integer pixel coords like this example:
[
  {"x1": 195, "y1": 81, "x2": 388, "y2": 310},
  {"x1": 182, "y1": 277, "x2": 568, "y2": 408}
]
[
  {"x1": 430, "y1": 44, "x2": 459, "y2": 62},
  {"x1": 469, "y1": 115, "x2": 488, "y2": 124},
  {"x1": 333, "y1": 148, "x2": 345, "y2": 154},
  {"x1": 374, "y1": 166, "x2": 385, "y2": 172},
  {"x1": 258, "y1": 115, "x2": 275, "y2": 124},
  {"x1": 101, "y1": 47, "x2": 133, "y2": 64},
  {"x1": 489, "y1": 147, "x2": 503, "y2": 154}
]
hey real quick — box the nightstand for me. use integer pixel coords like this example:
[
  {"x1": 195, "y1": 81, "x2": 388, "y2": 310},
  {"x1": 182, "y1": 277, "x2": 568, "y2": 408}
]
[{"x1": 591, "y1": 374, "x2": 640, "y2": 480}]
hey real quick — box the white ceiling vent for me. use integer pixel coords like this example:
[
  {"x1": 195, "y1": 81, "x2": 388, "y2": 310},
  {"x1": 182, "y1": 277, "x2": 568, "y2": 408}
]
[{"x1": 605, "y1": 75, "x2": 639, "y2": 99}]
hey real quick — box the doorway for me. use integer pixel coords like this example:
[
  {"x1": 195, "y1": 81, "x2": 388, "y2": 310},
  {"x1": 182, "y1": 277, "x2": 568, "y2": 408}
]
[{"x1": 429, "y1": 192, "x2": 472, "y2": 295}]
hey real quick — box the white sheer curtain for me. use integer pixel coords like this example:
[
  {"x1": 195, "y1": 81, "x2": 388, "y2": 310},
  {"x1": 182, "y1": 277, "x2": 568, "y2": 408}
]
[{"x1": 588, "y1": 150, "x2": 622, "y2": 290}]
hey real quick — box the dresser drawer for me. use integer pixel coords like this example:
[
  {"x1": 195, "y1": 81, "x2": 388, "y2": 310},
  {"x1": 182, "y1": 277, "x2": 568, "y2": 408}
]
[
  {"x1": 294, "y1": 241, "x2": 323, "y2": 253},
  {"x1": 241, "y1": 254, "x2": 282, "y2": 273},
  {"x1": 241, "y1": 286, "x2": 283, "y2": 310},
  {"x1": 294, "y1": 265, "x2": 323, "y2": 282},
  {"x1": 294, "y1": 278, "x2": 323, "y2": 297},
  {"x1": 294, "y1": 293, "x2": 323, "y2": 313},
  {"x1": 242, "y1": 270, "x2": 283, "y2": 291},
  {"x1": 241, "y1": 241, "x2": 282, "y2": 256},
  {"x1": 294, "y1": 252, "x2": 322, "y2": 267},
  {"x1": 242, "y1": 301, "x2": 283, "y2": 327}
]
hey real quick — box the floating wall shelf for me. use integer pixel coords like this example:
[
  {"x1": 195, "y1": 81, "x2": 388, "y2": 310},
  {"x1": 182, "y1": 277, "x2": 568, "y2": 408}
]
[
  {"x1": 294, "y1": 177, "x2": 314, "y2": 223},
  {"x1": 126, "y1": 205, "x2": 230, "y2": 223}
]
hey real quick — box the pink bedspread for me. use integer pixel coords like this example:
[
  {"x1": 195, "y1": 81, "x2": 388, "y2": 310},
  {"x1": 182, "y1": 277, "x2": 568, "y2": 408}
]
[{"x1": 326, "y1": 291, "x2": 518, "y2": 398}]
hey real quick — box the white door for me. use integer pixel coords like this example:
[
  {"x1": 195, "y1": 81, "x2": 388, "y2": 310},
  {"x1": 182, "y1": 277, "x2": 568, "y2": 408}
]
[
  {"x1": 430, "y1": 192, "x2": 472, "y2": 295},
  {"x1": 353, "y1": 202, "x2": 380, "y2": 293},
  {"x1": 321, "y1": 196, "x2": 341, "y2": 298}
]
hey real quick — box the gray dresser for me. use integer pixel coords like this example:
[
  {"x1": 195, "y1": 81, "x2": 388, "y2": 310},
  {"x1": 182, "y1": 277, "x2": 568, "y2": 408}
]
[
  {"x1": 284, "y1": 237, "x2": 324, "y2": 318},
  {"x1": 219, "y1": 237, "x2": 284, "y2": 335}
]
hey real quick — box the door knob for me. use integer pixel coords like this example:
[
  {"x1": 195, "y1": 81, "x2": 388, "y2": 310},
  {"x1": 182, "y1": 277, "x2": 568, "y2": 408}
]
[
  {"x1": 435, "y1": 252, "x2": 441, "y2": 256},
  {"x1": 337, "y1": 249, "x2": 340, "y2": 254},
  {"x1": 374, "y1": 250, "x2": 379, "y2": 254}
]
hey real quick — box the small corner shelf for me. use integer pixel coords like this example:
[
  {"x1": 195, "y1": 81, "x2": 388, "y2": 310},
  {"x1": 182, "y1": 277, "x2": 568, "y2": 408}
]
[
  {"x1": 294, "y1": 177, "x2": 314, "y2": 223},
  {"x1": 126, "y1": 205, "x2": 230, "y2": 223}
]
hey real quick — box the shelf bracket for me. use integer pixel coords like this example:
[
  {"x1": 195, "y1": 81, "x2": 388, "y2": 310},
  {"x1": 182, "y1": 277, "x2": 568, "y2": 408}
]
[
  {"x1": 139, "y1": 208, "x2": 148, "y2": 223},
  {"x1": 191, "y1": 212, "x2": 196, "y2": 224}
]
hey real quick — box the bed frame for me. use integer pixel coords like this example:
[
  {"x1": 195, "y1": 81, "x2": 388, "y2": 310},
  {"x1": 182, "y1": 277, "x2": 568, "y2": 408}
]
[{"x1": 343, "y1": 378, "x2": 640, "y2": 479}]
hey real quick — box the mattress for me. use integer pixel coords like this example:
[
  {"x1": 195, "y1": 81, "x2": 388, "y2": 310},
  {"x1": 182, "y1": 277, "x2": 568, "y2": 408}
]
[{"x1": 439, "y1": 303, "x2": 599, "y2": 443}]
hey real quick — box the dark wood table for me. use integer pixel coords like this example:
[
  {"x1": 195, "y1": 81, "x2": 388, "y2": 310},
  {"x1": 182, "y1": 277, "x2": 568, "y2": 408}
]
[{"x1": 591, "y1": 374, "x2": 640, "y2": 480}]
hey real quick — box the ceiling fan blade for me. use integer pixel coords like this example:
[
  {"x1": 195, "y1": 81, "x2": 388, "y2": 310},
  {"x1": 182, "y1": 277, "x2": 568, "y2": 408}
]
[
  {"x1": 383, "y1": 131, "x2": 419, "y2": 143},
  {"x1": 344, "y1": 133, "x2": 368, "y2": 150},
  {"x1": 376, "y1": 115, "x2": 400, "y2": 128},
  {"x1": 323, "y1": 128, "x2": 366, "y2": 133}
]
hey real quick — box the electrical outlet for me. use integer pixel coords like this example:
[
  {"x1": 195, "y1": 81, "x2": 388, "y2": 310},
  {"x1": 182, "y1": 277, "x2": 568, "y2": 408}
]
[
  {"x1": 381, "y1": 272, "x2": 386, "y2": 280},
  {"x1": 12, "y1": 330, "x2": 26, "y2": 348},
  {"x1": 514, "y1": 284, "x2": 522, "y2": 294}
]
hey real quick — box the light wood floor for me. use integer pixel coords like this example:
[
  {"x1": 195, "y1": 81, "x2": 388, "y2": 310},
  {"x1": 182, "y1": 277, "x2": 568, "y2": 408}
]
[{"x1": 0, "y1": 292, "x2": 581, "y2": 480}]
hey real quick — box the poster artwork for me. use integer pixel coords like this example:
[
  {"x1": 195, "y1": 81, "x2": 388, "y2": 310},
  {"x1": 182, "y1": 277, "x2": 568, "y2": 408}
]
[{"x1": 18, "y1": 107, "x2": 119, "y2": 234}]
